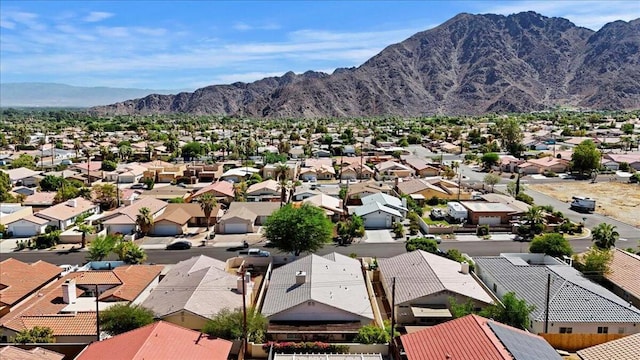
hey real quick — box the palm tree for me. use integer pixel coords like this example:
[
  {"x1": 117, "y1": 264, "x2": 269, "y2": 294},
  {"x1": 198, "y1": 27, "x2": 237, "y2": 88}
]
[
  {"x1": 136, "y1": 207, "x2": 154, "y2": 236},
  {"x1": 522, "y1": 206, "x2": 544, "y2": 238},
  {"x1": 73, "y1": 139, "x2": 82, "y2": 160},
  {"x1": 199, "y1": 193, "x2": 217, "y2": 231},
  {"x1": 591, "y1": 223, "x2": 619, "y2": 249},
  {"x1": 234, "y1": 181, "x2": 248, "y2": 202},
  {"x1": 77, "y1": 223, "x2": 95, "y2": 248},
  {"x1": 275, "y1": 164, "x2": 290, "y2": 205}
]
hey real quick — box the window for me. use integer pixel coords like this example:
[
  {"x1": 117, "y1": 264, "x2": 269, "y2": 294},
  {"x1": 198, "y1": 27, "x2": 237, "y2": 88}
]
[
  {"x1": 597, "y1": 327, "x2": 609, "y2": 334},
  {"x1": 618, "y1": 327, "x2": 625, "y2": 334},
  {"x1": 559, "y1": 327, "x2": 573, "y2": 334}
]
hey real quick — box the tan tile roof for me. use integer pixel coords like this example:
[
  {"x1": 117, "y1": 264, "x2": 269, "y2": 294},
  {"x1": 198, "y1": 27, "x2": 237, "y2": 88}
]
[
  {"x1": 98, "y1": 265, "x2": 163, "y2": 302},
  {"x1": 606, "y1": 249, "x2": 640, "y2": 299},
  {"x1": 577, "y1": 333, "x2": 640, "y2": 360},
  {"x1": 0, "y1": 346, "x2": 65, "y2": 360},
  {"x1": 36, "y1": 197, "x2": 98, "y2": 221},
  {"x1": 192, "y1": 181, "x2": 235, "y2": 198},
  {"x1": 0, "y1": 259, "x2": 61, "y2": 307},
  {"x1": 22, "y1": 192, "x2": 56, "y2": 206},
  {"x1": 74, "y1": 271, "x2": 122, "y2": 286}
]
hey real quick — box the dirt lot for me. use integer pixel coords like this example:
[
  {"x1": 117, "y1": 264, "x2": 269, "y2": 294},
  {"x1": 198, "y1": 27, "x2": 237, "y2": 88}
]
[{"x1": 530, "y1": 182, "x2": 640, "y2": 227}]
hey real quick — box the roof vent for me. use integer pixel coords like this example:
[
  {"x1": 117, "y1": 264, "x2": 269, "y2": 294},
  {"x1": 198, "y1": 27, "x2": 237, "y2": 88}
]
[
  {"x1": 295, "y1": 271, "x2": 306, "y2": 285},
  {"x1": 460, "y1": 262, "x2": 470, "y2": 274}
]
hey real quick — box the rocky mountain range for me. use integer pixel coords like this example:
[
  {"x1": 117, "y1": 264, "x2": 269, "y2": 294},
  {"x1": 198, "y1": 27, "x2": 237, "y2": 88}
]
[{"x1": 91, "y1": 11, "x2": 640, "y2": 117}]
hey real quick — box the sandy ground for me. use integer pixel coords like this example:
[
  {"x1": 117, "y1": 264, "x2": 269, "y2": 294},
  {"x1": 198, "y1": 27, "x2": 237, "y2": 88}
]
[{"x1": 530, "y1": 182, "x2": 640, "y2": 227}]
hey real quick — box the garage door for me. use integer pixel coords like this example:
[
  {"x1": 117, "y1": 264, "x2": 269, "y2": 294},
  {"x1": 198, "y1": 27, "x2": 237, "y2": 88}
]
[
  {"x1": 224, "y1": 222, "x2": 248, "y2": 234},
  {"x1": 12, "y1": 225, "x2": 35, "y2": 237},
  {"x1": 153, "y1": 223, "x2": 180, "y2": 236},
  {"x1": 478, "y1": 216, "x2": 501, "y2": 226},
  {"x1": 365, "y1": 216, "x2": 388, "y2": 229}
]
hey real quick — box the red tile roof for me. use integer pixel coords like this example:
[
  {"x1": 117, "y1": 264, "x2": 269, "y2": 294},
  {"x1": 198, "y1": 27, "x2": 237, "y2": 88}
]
[
  {"x1": 0, "y1": 259, "x2": 61, "y2": 307},
  {"x1": 75, "y1": 321, "x2": 233, "y2": 360},
  {"x1": 400, "y1": 315, "x2": 511, "y2": 360}
]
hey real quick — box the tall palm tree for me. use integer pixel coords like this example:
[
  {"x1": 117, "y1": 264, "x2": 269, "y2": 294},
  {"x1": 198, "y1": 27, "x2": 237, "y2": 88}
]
[
  {"x1": 199, "y1": 193, "x2": 217, "y2": 231},
  {"x1": 591, "y1": 223, "x2": 619, "y2": 249},
  {"x1": 523, "y1": 205, "x2": 544, "y2": 237},
  {"x1": 234, "y1": 181, "x2": 248, "y2": 202},
  {"x1": 136, "y1": 207, "x2": 154, "y2": 236},
  {"x1": 275, "y1": 164, "x2": 290, "y2": 205},
  {"x1": 73, "y1": 139, "x2": 82, "y2": 160},
  {"x1": 77, "y1": 223, "x2": 94, "y2": 248}
]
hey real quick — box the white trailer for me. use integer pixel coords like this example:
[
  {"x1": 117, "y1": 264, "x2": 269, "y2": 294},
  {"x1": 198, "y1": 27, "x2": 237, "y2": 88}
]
[
  {"x1": 570, "y1": 196, "x2": 596, "y2": 213},
  {"x1": 447, "y1": 202, "x2": 468, "y2": 223}
]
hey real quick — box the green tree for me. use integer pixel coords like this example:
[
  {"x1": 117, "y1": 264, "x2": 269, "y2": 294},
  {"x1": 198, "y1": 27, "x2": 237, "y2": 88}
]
[
  {"x1": 405, "y1": 237, "x2": 438, "y2": 253},
  {"x1": 275, "y1": 163, "x2": 290, "y2": 205},
  {"x1": 263, "y1": 203, "x2": 333, "y2": 256},
  {"x1": 591, "y1": 223, "x2": 619, "y2": 249},
  {"x1": 0, "y1": 171, "x2": 12, "y2": 202},
  {"x1": 523, "y1": 206, "x2": 545, "y2": 235},
  {"x1": 11, "y1": 154, "x2": 36, "y2": 169},
  {"x1": 113, "y1": 241, "x2": 147, "y2": 264},
  {"x1": 40, "y1": 175, "x2": 65, "y2": 192},
  {"x1": 203, "y1": 307, "x2": 267, "y2": 343},
  {"x1": 136, "y1": 207, "x2": 154, "y2": 235},
  {"x1": 354, "y1": 320, "x2": 398, "y2": 344},
  {"x1": 496, "y1": 118, "x2": 524, "y2": 156},
  {"x1": 483, "y1": 173, "x2": 500, "y2": 192},
  {"x1": 101, "y1": 160, "x2": 118, "y2": 171},
  {"x1": 100, "y1": 304, "x2": 155, "y2": 335},
  {"x1": 571, "y1": 140, "x2": 600, "y2": 176},
  {"x1": 621, "y1": 122, "x2": 634, "y2": 135},
  {"x1": 234, "y1": 181, "x2": 248, "y2": 202},
  {"x1": 576, "y1": 248, "x2": 612, "y2": 281},
  {"x1": 199, "y1": 193, "x2": 217, "y2": 231},
  {"x1": 449, "y1": 292, "x2": 534, "y2": 330},
  {"x1": 529, "y1": 233, "x2": 572, "y2": 258},
  {"x1": 93, "y1": 183, "x2": 119, "y2": 210},
  {"x1": 86, "y1": 234, "x2": 117, "y2": 261},
  {"x1": 181, "y1": 141, "x2": 204, "y2": 161},
  {"x1": 337, "y1": 215, "x2": 365, "y2": 244},
  {"x1": 12, "y1": 326, "x2": 55, "y2": 344},
  {"x1": 481, "y1": 152, "x2": 499, "y2": 169}
]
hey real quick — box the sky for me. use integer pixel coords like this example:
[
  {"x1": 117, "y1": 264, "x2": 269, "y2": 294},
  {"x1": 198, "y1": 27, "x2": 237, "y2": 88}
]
[{"x1": 1, "y1": 1, "x2": 639, "y2": 90}]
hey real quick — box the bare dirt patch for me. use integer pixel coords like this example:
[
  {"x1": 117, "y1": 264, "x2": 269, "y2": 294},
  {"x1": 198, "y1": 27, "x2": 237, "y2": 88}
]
[{"x1": 530, "y1": 182, "x2": 640, "y2": 227}]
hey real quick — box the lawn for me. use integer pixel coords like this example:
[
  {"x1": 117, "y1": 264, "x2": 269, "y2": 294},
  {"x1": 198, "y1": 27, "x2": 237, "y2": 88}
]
[{"x1": 422, "y1": 204, "x2": 451, "y2": 225}]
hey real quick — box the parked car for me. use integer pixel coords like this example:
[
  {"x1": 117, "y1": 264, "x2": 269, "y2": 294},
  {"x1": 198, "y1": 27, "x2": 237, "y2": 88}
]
[
  {"x1": 166, "y1": 240, "x2": 192, "y2": 250},
  {"x1": 131, "y1": 183, "x2": 144, "y2": 189},
  {"x1": 239, "y1": 248, "x2": 270, "y2": 257},
  {"x1": 423, "y1": 234, "x2": 442, "y2": 244},
  {"x1": 430, "y1": 209, "x2": 445, "y2": 220}
]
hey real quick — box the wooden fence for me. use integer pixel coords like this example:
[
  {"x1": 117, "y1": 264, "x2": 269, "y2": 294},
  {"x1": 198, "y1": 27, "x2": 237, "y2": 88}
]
[{"x1": 539, "y1": 333, "x2": 628, "y2": 352}]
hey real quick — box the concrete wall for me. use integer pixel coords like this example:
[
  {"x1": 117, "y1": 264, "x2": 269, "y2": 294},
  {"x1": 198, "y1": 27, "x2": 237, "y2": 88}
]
[{"x1": 162, "y1": 310, "x2": 208, "y2": 331}]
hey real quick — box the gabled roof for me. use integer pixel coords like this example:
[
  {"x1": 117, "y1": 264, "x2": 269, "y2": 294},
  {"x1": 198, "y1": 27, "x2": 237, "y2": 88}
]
[
  {"x1": 0, "y1": 259, "x2": 61, "y2": 307},
  {"x1": 247, "y1": 179, "x2": 280, "y2": 194},
  {"x1": 192, "y1": 181, "x2": 235, "y2": 198},
  {"x1": 226, "y1": 201, "x2": 280, "y2": 217},
  {"x1": 353, "y1": 201, "x2": 402, "y2": 218},
  {"x1": 577, "y1": 333, "x2": 640, "y2": 360},
  {"x1": 103, "y1": 197, "x2": 167, "y2": 224},
  {"x1": 35, "y1": 197, "x2": 98, "y2": 221},
  {"x1": 0, "y1": 346, "x2": 64, "y2": 360},
  {"x1": 261, "y1": 253, "x2": 373, "y2": 320},
  {"x1": 75, "y1": 321, "x2": 232, "y2": 360},
  {"x1": 361, "y1": 192, "x2": 407, "y2": 211},
  {"x1": 7, "y1": 213, "x2": 50, "y2": 226},
  {"x1": 400, "y1": 314, "x2": 561, "y2": 360},
  {"x1": 302, "y1": 193, "x2": 343, "y2": 215},
  {"x1": 605, "y1": 249, "x2": 640, "y2": 300},
  {"x1": 377, "y1": 250, "x2": 494, "y2": 305},
  {"x1": 142, "y1": 256, "x2": 241, "y2": 319},
  {"x1": 4, "y1": 167, "x2": 40, "y2": 181},
  {"x1": 475, "y1": 255, "x2": 640, "y2": 323}
]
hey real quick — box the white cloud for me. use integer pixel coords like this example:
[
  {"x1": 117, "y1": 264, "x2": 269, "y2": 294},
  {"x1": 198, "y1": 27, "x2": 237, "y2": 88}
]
[
  {"x1": 233, "y1": 21, "x2": 281, "y2": 31},
  {"x1": 2, "y1": 11, "x2": 45, "y2": 30},
  {"x1": 96, "y1": 26, "x2": 130, "y2": 38},
  {"x1": 83, "y1": 11, "x2": 114, "y2": 23},
  {"x1": 233, "y1": 22, "x2": 252, "y2": 31},
  {"x1": 0, "y1": 19, "x2": 15, "y2": 29}
]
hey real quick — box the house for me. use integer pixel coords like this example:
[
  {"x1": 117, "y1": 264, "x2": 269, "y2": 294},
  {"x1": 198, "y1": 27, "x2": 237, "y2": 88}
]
[
  {"x1": 399, "y1": 314, "x2": 562, "y2": 360},
  {"x1": 216, "y1": 202, "x2": 280, "y2": 234},
  {"x1": 261, "y1": 253, "x2": 375, "y2": 341},
  {"x1": 75, "y1": 321, "x2": 233, "y2": 360},
  {"x1": 151, "y1": 203, "x2": 222, "y2": 236},
  {"x1": 34, "y1": 198, "x2": 100, "y2": 230},
  {"x1": 460, "y1": 201, "x2": 522, "y2": 225},
  {"x1": 474, "y1": 253, "x2": 640, "y2": 335},
  {"x1": 302, "y1": 158, "x2": 335, "y2": 180},
  {"x1": 601, "y1": 249, "x2": 640, "y2": 309},
  {"x1": 353, "y1": 201, "x2": 402, "y2": 229},
  {"x1": 2, "y1": 167, "x2": 41, "y2": 187},
  {"x1": 142, "y1": 256, "x2": 245, "y2": 330},
  {"x1": 0, "y1": 265, "x2": 163, "y2": 343},
  {"x1": 183, "y1": 163, "x2": 223, "y2": 182},
  {"x1": 135, "y1": 185, "x2": 192, "y2": 202},
  {"x1": 20, "y1": 191, "x2": 57, "y2": 211},
  {"x1": 402, "y1": 156, "x2": 440, "y2": 177},
  {"x1": 0, "y1": 259, "x2": 61, "y2": 317},
  {"x1": 141, "y1": 160, "x2": 187, "y2": 183},
  {"x1": 0, "y1": 346, "x2": 64, "y2": 360},
  {"x1": 499, "y1": 155, "x2": 525, "y2": 173},
  {"x1": 375, "y1": 161, "x2": 414, "y2": 180},
  {"x1": 246, "y1": 179, "x2": 281, "y2": 202},
  {"x1": 396, "y1": 177, "x2": 472, "y2": 201},
  {"x1": 103, "y1": 163, "x2": 147, "y2": 183},
  {"x1": 603, "y1": 153, "x2": 640, "y2": 171},
  {"x1": 0, "y1": 203, "x2": 33, "y2": 226},
  {"x1": 301, "y1": 193, "x2": 344, "y2": 220},
  {"x1": 101, "y1": 197, "x2": 167, "y2": 235},
  {"x1": 360, "y1": 192, "x2": 408, "y2": 218},
  {"x1": 218, "y1": 166, "x2": 260, "y2": 183},
  {"x1": 340, "y1": 164, "x2": 374, "y2": 180},
  {"x1": 517, "y1": 157, "x2": 570, "y2": 174},
  {"x1": 190, "y1": 181, "x2": 235, "y2": 204},
  {"x1": 346, "y1": 181, "x2": 394, "y2": 204},
  {"x1": 378, "y1": 251, "x2": 495, "y2": 326},
  {"x1": 262, "y1": 162, "x2": 299, "y2": 180},
  {"x1": 577, "y1": 333, "x2": 640, "y2": 360},
  {"x1": 6, "y1": 214, "x2": 50, "y2": 237},
  {"x1": 312, "y1": 149, "x2": 332, "y2": 157}
]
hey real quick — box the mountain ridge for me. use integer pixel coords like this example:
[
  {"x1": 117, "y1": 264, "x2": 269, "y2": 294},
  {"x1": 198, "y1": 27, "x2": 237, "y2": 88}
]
[{"x1": 85, "y1": 12, "x2": 639, "y2": 116}]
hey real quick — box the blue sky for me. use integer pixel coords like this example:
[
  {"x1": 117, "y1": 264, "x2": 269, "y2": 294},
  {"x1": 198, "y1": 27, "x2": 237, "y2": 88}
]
[{"x1": 1, "y1": 1, "x2": 639, "y2": 90}]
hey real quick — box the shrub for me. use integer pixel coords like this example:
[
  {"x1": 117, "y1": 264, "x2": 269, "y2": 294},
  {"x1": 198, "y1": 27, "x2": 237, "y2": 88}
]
[
  {"x1": 427, "y1": 196, "x2": 440, "y2": 206},
  {"x1": 476, "y1": 225, "x2": 489, "y2": 236},
  {"x1": 406, "y1": 237, "x2": 438, "y2": 253},
  {"x1": 34, "y1": 230, "x2": 61, "y2": 249},
  {"x1": 516, "y1": 193, "x2": 534, "y2": 205}
]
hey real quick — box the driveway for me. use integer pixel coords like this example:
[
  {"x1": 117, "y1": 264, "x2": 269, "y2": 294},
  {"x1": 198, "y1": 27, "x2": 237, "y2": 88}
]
[{"x1": 364, "y1": 230, "x2": 396, "y2": 243}]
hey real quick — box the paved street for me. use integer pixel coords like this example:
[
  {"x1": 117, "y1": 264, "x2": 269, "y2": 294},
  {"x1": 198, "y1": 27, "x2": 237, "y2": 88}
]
[{"x1": 1, "y1": 237, "x2": 594, "y2": 266}]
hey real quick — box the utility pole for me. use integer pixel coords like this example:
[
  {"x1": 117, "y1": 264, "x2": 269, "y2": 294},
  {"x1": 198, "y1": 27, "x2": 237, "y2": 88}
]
[
  {"x1": 242, "y1": 271, "x2": 248, "y2": 354},
  {"x1": 389, "y1": 277, "x2": 396, "y2": 356},
  {"x1": 457, "y1": 171, "x2": 462, "y2": 201},
  {"x1": 116, "y1": 175, "x2": 120, "y2": 208},
  {"x1": 95, "y1": 284, "x2": 100, "y2": 341},
  {"x1": 544, "y1": 273, "x2": 551, "y2": 333}
]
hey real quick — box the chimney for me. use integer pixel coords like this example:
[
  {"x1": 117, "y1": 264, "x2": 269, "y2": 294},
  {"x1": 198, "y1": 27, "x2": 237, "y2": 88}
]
[
  {"x1": 62, "y1": 279, "x2": 77, "y2": 304},
  {"x1": 237, "y1": 276, "x2": 244, "y2": 294},
  {"x1": 67, "y1": 199, "x2": 77, "y2": 208},
  {"x1": 295, "y1": 271, "x2": 306, "y2": 285},
  {"x1": 460, "y1": 262, "x2": 470, "y2": 275},
  {"x1": 401, "y1": 197, "x2": 407, "y2": 209},
  {"x1": 236, "y1": 272, "x2": 252, "y2": 294}
]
